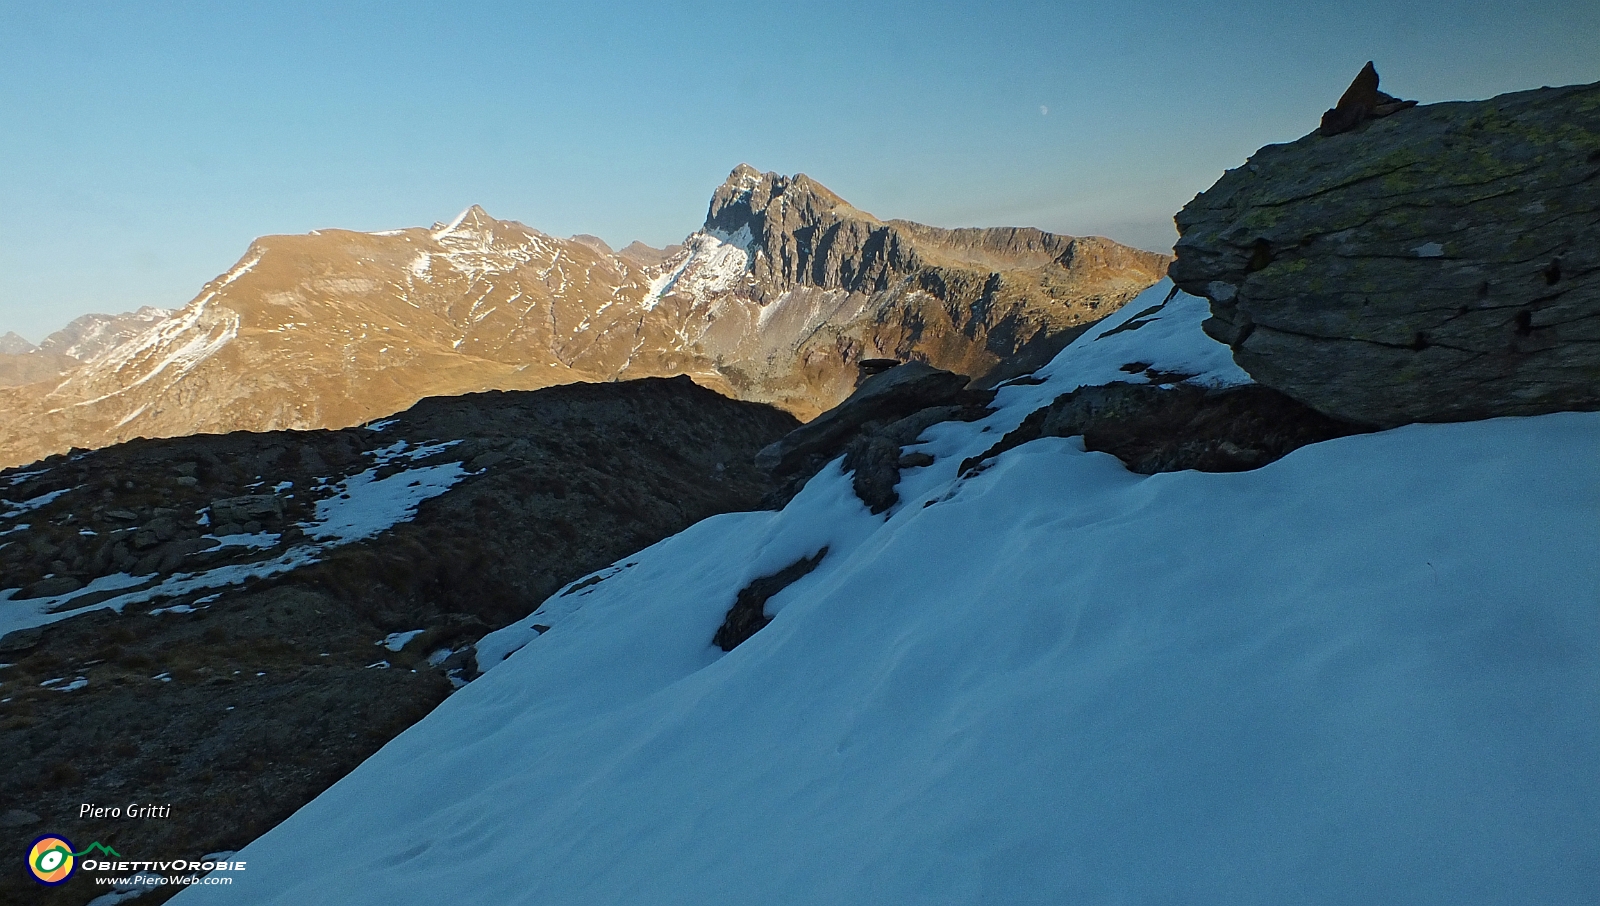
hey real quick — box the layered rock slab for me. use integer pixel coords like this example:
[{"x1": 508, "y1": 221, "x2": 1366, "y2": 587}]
[{"x1": 1170, "y1": 80, "x2": 1600, "y2": 427}]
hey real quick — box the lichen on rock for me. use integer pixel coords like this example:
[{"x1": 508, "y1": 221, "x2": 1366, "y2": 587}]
[{"x1": 1170, "y1": 80, "x2": 1600, "y2": 428}]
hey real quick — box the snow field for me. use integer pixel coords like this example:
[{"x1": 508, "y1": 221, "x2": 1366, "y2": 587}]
[{"x1": 173, "y1": 283, "x2": 1599, "y2": 904}]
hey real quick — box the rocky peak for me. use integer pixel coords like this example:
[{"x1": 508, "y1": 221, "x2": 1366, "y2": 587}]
[
  {"x1": 706, "y1": 165, "x2": 862, "y2": 234},
  {"x1": 702, "y1": 166, "x2": 912, "y2": 298},
  {"x1": 702, "y1": 165, "x2": 1170, "y2": 306},
  {"x1": 617, "y1": 240, "x2": 679, "y2": 267},
  {"x1": 36, "y1": 306, "x2": 172, "y2": 361},
  {"x1": 569, "y1": 234, "x2": 615, "y2": 256},
  {"x1": 432, "y1": 204, "x2": 499, "y2": 240},
  {"x1": 0, "y1": 331, "x2": 35, "y2": 355}
]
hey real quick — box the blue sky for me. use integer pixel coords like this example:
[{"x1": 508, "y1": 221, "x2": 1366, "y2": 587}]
[{"x1": 2, "y1": 1, "x2": 1596, "y2": 341}]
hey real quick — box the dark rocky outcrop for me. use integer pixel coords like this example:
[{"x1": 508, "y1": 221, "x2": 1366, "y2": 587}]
[
  {"x1": 960, "y1": 382, "x2": 1365, "y2": 477},
  {"x1": 1171, "y1": 80, "x2": 1600, "y2": 428},
  {"x1": 756, "y1": 362, "x2": 972, "y2": 476},
  {"x1": 755, "y1": 362, "x2": 993, "y2": 513},
  {"x1": 712, "y1": 548, "x2": 828, "y2": 652}
]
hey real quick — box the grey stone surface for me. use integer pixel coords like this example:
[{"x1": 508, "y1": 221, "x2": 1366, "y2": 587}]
[
  {"x1": 19, "y1": 575, "x2": 83, "y2": 599},
  {"x1": 0, "y1": 809, "x2": 40, "y2": 828},
  {"x1": 209, "y1": 494, "x2": 284, "y2": 527},
  {"x1": 1170, "y1": 81, "x2": 1600, "y2": 427}
]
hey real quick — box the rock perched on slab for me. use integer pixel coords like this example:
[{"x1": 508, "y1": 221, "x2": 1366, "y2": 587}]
[
  {"x1": 1170, "y1": 80, "x2": 1600, "y2": 428},
  {"x1": 1318, "y1": 61, "x2": 1416, "y2": 137}
]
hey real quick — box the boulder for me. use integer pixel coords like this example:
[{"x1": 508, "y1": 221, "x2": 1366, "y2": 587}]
[
  {"x1": 209, "y1": 494, "x2": 284, "y2": 527},
  {"x1": 959, "y1": 383, "x2": 1363, "y2": 477},
  {"x1": 0, "y1": 627, "x2": 44, "y2": 653},
  {"x1": 20, "y1": 575, "x2": 83, "y2": 599},
  {"x1": 1170, "y1": 80, "x2": 1600, "y2": 428}
]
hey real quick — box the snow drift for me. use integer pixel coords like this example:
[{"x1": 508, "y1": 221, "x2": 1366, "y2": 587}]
[{"x1": 175, "y1": 283, "x2": 1599, "y2": 905}]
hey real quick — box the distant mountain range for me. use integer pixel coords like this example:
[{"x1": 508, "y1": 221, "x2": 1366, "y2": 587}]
[{"x1": 0, "y1": 166, "x2": 1168, "y2": 468}]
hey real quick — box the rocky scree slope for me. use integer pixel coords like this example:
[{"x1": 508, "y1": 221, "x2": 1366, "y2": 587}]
[
  {"x1": 0, "y1": 169, "x2": 1168, "y2": 469},
  {"x1": 1170, "y1": 79, "x2": 1600, "y2": 427},
  {"x1": 0, "y1": 376, "x2": 795, "y2": 906}
]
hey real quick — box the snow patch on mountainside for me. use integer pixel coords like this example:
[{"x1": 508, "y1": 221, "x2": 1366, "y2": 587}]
[
  {"x1": 640, "y1": 227, "x2": 754, "y2": 311},
  {"x1": 431, "y1": 207, "x2": 476, "y2": 241},
  {"x1": 173, "y1": 283, "x2": 1600, "y2": 905},
  {"x1": 38, "y1": 306, "x2": 173, "y2": 362}
]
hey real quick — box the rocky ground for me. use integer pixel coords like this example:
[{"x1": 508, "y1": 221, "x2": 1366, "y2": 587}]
[{"x1": 0, "y1": 377, "x2": 796, "y2": 906}]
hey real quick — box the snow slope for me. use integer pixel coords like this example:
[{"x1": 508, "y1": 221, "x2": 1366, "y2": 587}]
[{"x1": 176, "y1": 283, "x2": 1599, "y2": 905}]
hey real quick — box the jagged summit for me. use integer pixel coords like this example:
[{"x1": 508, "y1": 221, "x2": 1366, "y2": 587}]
[
  {"x1": 699, "y1": 165, "x2": 1169, "y2": 305},
  {"x1": 705, "y1": 165, "x2": 868, "y2": 239}
]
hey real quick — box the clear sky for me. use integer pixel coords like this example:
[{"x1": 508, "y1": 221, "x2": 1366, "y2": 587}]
[{"x1": 2, "y1": 1, "x2": 1596, "y2": 342}]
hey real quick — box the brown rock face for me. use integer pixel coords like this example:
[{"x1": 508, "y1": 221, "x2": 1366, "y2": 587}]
[
  {"x1": 0, "y1": 169, "x2": 1169, "y2": 468},
  {"x1": 693, "y1": 165, "x2": 1171, "y2": 414},
  {"x1": 1170, "y1": 81, "x2": 1600, "y2": 428}
]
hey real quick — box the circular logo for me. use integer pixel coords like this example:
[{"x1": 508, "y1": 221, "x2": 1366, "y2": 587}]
[{"x1": 28, "y1": 835, "x2": 76, "y2": 885}]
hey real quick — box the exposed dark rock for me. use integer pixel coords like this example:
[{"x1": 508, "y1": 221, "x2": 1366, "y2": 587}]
[
  {"x1": 19, "y1": 576, "x2": 83, "y2": 599},
  {"x1": 837, "y1": 402, "x2": 992, "y2": 514},
  {"x1": 1319, "y1": 61, "x2": 1418, "y2": 137},
  {"x1": 756, "y1": 362, "x2": 970, "y2": 476},
  {"x1": 209, "y1": 495, "x2": 284, "y2": 528},
  {"x1": 1171, "y1": 80, "x2": 1600, "y2": 428},
  {"x1": 712, "y1": 548, "x2": 828, "y2": 652},
  {"x1": 960, "y1": 382, "x2": 1364, "y2": 477},
  {"x1": 857, "y1": 358, "x2": 902, "y2": 382},
  {"x1": 755, "y1": 361, "x2": 994, "y2": 513},
  {"x1": 0, "y1": 810, "x2": 40, "y2": 828},
  {"x1": 0, "y1": 627, "x2": 44, "y2": 654},
  {"x1": 841, "y1": 435, "x2": 905, "y2": 514}
]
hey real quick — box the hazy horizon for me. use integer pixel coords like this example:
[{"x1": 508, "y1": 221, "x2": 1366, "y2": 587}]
[{"x1": 3, "y1": 0, "x2": 1596, "y2": 342}]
